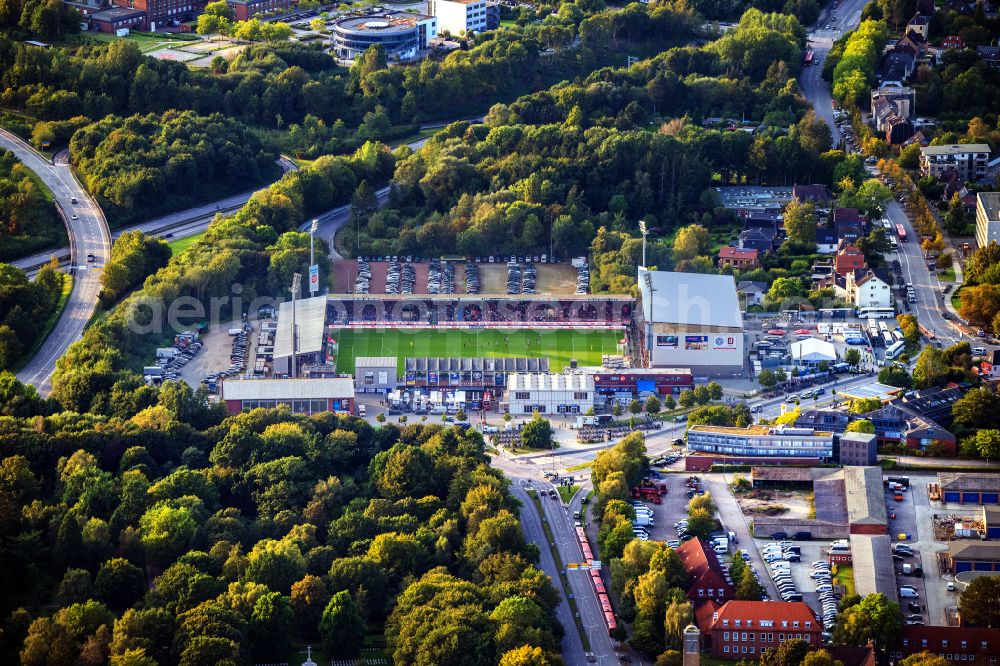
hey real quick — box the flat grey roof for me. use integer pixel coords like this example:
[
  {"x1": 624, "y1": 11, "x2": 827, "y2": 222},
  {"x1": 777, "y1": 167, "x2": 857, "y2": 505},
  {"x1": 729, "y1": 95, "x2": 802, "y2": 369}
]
[
  {"x1": 839, "y1": 383, "x2": 903, "y2": 401},
  {"x1": 845, "y1": 466, "x2": 888, "y2": 526},
  {"x1": 979, "y1": 192, "x2": 1000, "y2": 222},
  {"x1": 939, "y1": 473, "x2": 1000, "y2": 493},
  {"x1": 355, "y1": 356, "x2": 397, "y2": 369},
  {"x1": 221, "y1": 377, "x2": 354, "y2": 401},
  {"x1": 850, "y1": 534, "x2": 897, "y2": 602},
  {"x1": 637, "y1": 268, "x2": 742, "y2": 329},
  {"x1": 921, "y1": 143, "x2": 989, "y2": 155},
  {"x1": 273, "y1": 295, "x2": 327, "y2": 360}
]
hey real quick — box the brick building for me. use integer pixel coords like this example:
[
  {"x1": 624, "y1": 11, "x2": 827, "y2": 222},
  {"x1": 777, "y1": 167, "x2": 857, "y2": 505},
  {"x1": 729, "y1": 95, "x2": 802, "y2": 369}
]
[
  {"x1": 890, "y1": 626, "x2": 999, "y2": 664},
  {"x1": 89, "y1": 6, "x2": 146, "y2": 32},
  {"x1": 676, "y1": 538, "x2": 734, "y2": 604},
  {"x1": 718, "y1": 247, "x2": 759, "y2": 269},
  {"x1": 114, "y1": 0, "x2": 200, "y2": 30},
  {"x1": 708, "y1": 601, "x2": 822, "y2": 659},
  {"x1": 227, "y1": 0, "x2": 296, "y2": 20}
]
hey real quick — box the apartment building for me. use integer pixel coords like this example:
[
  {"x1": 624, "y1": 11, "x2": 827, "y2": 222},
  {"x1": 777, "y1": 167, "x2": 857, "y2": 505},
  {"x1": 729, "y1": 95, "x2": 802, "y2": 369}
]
[
  {"x1": 890, "y1": 626, "x2": 999, "y2": 664},
  {"x1": 709, "y1": 601, "x2": 822, "y2": 659},
  {"x1": 227, "y1": 0, "x2": 296, "y2": 21},
  {"x1": 113, "y1": 0, "x2": 199, "y2": 29},
  {"x1": 427, "y1": 0, "x2": 498, "y2": 35},
  {"x1": 976, "y1": 192, "x2": 1000, "y2": 249},
  {"x1": 920, "y1": 144, "x2": 990, "y2": 181},
  {"x1": 686, "y1": 424, "x2": 834, "y2": 461}
]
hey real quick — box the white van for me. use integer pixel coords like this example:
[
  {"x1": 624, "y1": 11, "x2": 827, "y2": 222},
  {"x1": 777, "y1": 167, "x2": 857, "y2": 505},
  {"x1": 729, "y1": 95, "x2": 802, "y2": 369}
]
[{"x1": 357, "y1": 404, "x2": 366, "y2": 417}]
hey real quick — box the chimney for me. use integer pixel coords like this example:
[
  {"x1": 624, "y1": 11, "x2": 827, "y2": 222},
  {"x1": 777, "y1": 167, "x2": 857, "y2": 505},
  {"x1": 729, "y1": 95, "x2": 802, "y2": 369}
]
[{"x1": 683, "y1": 623, "x2": 701, "y2": 666}]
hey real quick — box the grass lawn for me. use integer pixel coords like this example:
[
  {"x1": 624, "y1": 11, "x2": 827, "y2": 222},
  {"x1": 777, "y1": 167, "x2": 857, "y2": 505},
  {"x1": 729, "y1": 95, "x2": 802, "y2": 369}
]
[
  {"x1": 834, "y1": 564, "x2": 855, "y2": 596},
  {"x1": 951, "y1": 287, "x2": 962, "y2": 312},
  {"x1": 939, "y1": 266, "x2": 956, "y2": 282},
  {"x1": 85, "y1": 31, "x2": 198, "y2": 54},
  {"x1": 566, "y1": 461, "x2": 593, "y2": 472},
  {"x1": 557, "y1": 484, "x2": 581, "y2": 503},
  {"x1": 331, "y1": 327, "x2": 623, "y2": 374},
  {"x1": 168, "y1": 231, "x2": 206, "y2": 255}
]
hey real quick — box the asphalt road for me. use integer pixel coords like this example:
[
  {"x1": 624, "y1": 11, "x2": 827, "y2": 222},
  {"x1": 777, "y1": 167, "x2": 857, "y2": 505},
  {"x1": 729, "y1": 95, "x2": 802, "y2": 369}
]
[
  {"x1": 0, "y1": 129, "x2": 111, "y2": 395},
  {"x1": 509, "y1": 480, "x2": 590, "y2": 666}
]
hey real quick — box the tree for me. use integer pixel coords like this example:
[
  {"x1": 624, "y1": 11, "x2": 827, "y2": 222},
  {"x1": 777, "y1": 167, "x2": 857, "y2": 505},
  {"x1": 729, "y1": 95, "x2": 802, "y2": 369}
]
[
  {"x1": 629, "y1": 398, "x2": 643, "y2": 414},
  {"x1": 320, "y1": 591, "x2": 365, "y2": 658},
  {"x1": 521, "y1": 412, "x2": 554, "y2": 450},
  {"x1": 645, "y1": 395, "x2": 661, "y2": 415},
  {"x1": 878, "y1": 364, "x2": 912, "y2": 388},
  {"x1": 833, "y1": 593, "x2": 902, "y2": 651},
  {"x1": 845, "y1": 348, "x2": 861, "y2": 367},
  {"x1": 802, "y1": 650, "x2": 844, "y2": 666},
  {"x1": 953, "y1": 388, "x2": 1000, "y2": 431},
  {"x1": 846, "y1": 419, "x2": 875, "y2": 434},
  {"x1": 250, "y1": 591, "x2": 294, "y2": 659},
  {"x1": 685, "y1": 508, "x2": 715, "y2": 539},
  {"x1": 309, "y1": 17, "x2": 325, "y2": 31},
  {"x1": 760, "y1": 637, "x2": 811, "y2": 666},
  {"x1": 957, "y1": 576, "x2": 1000, "y2": 628},
  {"x1": 899, "y1": 654, "x2": 948, "y2": 666},
  {"x1": 767, "y1": 277, "x2": 804, "y2": 305},
  {"x1": 499, "y1": 645, "x2": 561, "y2": 666},
  {"x1": 613, "y1": 402, "x2": 623, "y2": 417},
  {"x1": 969, "y1": 430, "x2": 1000, "y2": 464},
  {"x1": 53, "y1": 512, "x2": 84, "y2": 574},
  {"x1": 291, "y1": 575, "x2": 330, "y2": 639},
  {"x1": 678, "y1": 391, "x2": 695, "y2": 408},
  {"x1": 849, "y1": 398, "x2": 882, "y2": 414},
  {"x1": 784, "y1": 199, "x2": 817, "y2": 245},
  {"x1": 95, "y1": 558, "x2": 146, "y2": 611},
  {"x1": 736, "y1": 566, "x2": 764, "y2": 601},
  {"x1": 139, "y1": 502, "x2": 198, "y2": 568},
  {"x1": 673, "y1": 224, "x2": 710, "y2": 261},
  {"x1": 758, "y1": 369, "x2": 777, "y2": 389},
  {"x1": 663, "y1": 394, "x2": 676, "y2": 411}
]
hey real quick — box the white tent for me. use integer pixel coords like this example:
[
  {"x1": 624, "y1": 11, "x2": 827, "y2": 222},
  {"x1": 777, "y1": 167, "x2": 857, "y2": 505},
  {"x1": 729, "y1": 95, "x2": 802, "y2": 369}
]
[{"x1": 790, "y1": 338, "x2": 836, "y2": 364}]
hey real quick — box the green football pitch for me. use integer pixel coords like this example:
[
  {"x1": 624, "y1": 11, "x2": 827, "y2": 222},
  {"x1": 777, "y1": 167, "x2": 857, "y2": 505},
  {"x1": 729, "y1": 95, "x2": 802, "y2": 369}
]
[{"x1": 331, "y1": 328, "x2": 624, "y2": 373}]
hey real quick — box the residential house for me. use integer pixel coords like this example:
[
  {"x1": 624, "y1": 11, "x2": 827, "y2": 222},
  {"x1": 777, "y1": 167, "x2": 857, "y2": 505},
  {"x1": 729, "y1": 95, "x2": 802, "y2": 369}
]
[
  {"x1": 718, "y1": 247, "x2": 759, "y2": 269},
  {"x1": 978, "y1": 45, "x2": 1000, "y2": 68},
  {"x1": 737, "y1": 281, "x2": 768, "y2": 308},
  {"x1": 942, "y1": 173, "x2": 977, "y2": 211},
  {"x1": 835, "y1": 243, "x2": 866, "y2": 276},
  {"x1": 979, "y1": 349, "x2": 1000, "y2": 380},
  {"x1": 708, "y1": 601, "x2": 822, "y2": 659},
  {"x1": 743, "y1": 211, "x2": 782, "y2": 231},
  {"x1": 880, "y1": 52, "x2": 915, "y2": 85},
  {"x1": 863, "y1": 405, "x2": 907, "y2": 447},
  {"x1": 902, "y1": 130, "x2": 930, "y2": 147},
  {"x1": 834, "y1": 208, "x2": 865, "y2": 243},
  {"x1": 920, "y1": 144, "x2": 991, "y2": 181},
  {"x1": 792, "y1": 184, "x2": 831, "y2": 206},
  {"x1": 676, "y1": 538, "x2": 735, "y2": 605},
  {"x1": 826, "y1": 646, "x2": 878, "y2": 666},
  {"x1": 738, "y1": 227, "x2": 779, "y2": 253},
  {"x1": 850, "y1": 269, "x2": 893, "y2": 309},
  {"x1": 891, "y1": 626, "x2": 1000, "y2": 664},
  {"x1": 905, "y1": 15, "x2": 930, "y2": 39},
  {"x1": 903, "y1": 415, "x2": 957, "y2": 454},
  {"x1": 886, "y1": 115, "x2": 915, "y2": 145},
  {"x1": 816, "y1": 227, "x2": 839, "y2": 254},
  {"x1": 896, "y1": 31, "x2": 929, "y2": 59},
  {"x1": 941, "y1": 35, "x2": 965, "y2": 50}
]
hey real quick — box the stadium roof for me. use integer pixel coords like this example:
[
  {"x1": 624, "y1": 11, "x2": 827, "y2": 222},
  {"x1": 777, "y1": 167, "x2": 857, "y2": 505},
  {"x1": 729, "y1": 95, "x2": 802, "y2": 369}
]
[
  {"x1": 404, "y1": 357, "x2": 549, "y2": 372},
  {"x1": 221, "y1": 377, "x2": 354, "y2": 401},
  {"x1": 637, "y1": 268, "x2": 742, "y2": 329},
  {"x1": 507, "y1": 373, "x2": 594, "y2": 392},
  {"x1": 838, "y1": 383, "x2": 903, "y2": 402},
  {"x1": 850, "y1": 534, "x2": 897, "y2": 602},
  {"x1": 273, "y1": 295, "x2": 327, "y2": 360},
  {"x1": 844, "y1": 466, "x2": 888, "y2": 526}
]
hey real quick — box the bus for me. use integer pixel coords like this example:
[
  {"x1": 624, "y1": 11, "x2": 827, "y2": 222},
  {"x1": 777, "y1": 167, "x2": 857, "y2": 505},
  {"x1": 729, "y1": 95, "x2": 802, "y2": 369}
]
[
  {"x1": 804, "y1": 49, "x2": 815, "y2": 66},
  {"x1": 878, "y1": 321, "x2": 888, "y2": 334},
  {"x1": 858, "y1": 307, "x2": 896, "y2": 319},
  {"x1": 895, "y1": 224, "x2": 907, "y2": 242},
  {"x1": 886, "y1": 340, "x2": 906, "y2": 359},
  {"x1": 867, "y1": 319, "x2": 879, "y2": 342},
  {"x1": 882, "y1": 331, "x2": 894, "y2": 347}
]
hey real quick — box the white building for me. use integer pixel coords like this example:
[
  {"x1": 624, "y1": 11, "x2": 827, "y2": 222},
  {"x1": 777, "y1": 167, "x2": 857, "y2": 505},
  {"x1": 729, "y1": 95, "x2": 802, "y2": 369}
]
[
  {"x1": 850, "y1": 270, "x2": 893, "y2": 309},
  {"x1": 637, "y1": 268, "x2": 744, "y2": 376},
  {"x1": 790, "y1": 338, "x2": 837, "y2": 366},
  {"x1": 976, "y1": 192, "x2": 1000, "y2": 249},
  {"x1": 427, "y1": 0, "x2": 487, "y2": 35},
  {"x1": 354, "y1": 356, "x2": 397, "y2": 393},
  {"x1": 686, "y1": 424, "x2": 834, "y2": 460},
  {"x1": 506, "y1": 372, "x2": 595, "y2": 415}
]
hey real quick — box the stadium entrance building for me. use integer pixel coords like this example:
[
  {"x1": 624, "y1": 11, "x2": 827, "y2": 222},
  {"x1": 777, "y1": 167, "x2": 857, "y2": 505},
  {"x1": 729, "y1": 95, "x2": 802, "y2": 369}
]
[
  {"x1": 400, "y1": 357, "x2": 549, "y2": 410},
  {"x1": 590, "y1": 368, "x2": 693, "y2": 408},
  {"x1": 636, "y1": 269, "x2": 745, "y2": 377}
]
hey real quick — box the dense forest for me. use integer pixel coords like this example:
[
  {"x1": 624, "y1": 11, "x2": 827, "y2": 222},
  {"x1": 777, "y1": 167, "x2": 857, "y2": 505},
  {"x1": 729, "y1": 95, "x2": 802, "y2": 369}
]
[
  {"x1": 341, "y1": 9, "x2": 839, "y2": 262},
  {"x1": 0, "y1": 261, "x2": 68, "y2": 368},
  {"x1": 0, "y1": 376, "x2": 563, "y2": 665},
  {"x1": 0, "y1": 148, "x2": 65, "y2": 261}
]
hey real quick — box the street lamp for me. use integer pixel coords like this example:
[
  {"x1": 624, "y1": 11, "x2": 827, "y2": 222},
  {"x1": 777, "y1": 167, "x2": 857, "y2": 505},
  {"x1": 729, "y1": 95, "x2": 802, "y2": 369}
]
[
  {"x1": 309, "y1": 218, "x2": 318, "y2": 266},
  {"x1": 290, "y1": 272, "x2": 301, "y2": 378},
  {"x1": 639, "y1": 219, "x2": 648, "y2": 268}
]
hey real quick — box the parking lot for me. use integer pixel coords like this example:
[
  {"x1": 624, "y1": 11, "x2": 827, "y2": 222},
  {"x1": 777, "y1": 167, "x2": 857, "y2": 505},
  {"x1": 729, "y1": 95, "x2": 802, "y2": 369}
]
[{"x1": 630, "y1": 471, "x2": 691, "y2": 545}]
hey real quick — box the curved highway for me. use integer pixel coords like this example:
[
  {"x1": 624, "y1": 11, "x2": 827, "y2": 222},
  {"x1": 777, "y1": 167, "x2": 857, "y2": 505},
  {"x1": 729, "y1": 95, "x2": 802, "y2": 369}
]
[{"x1": 1, "y1": 129, "x2": 111, "y2": 395}]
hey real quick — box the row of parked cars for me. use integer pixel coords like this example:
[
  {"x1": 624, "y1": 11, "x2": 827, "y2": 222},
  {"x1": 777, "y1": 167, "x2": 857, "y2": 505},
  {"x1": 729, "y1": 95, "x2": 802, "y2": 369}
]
[
  {"x1": 466, "y1": 263, "x2": 480, "y2": 294},
  {"x1": 630, "y1": 500, "x2": 655, "y2": 541},
  {"x1": 576, "y1": 259, "x2": 590, "y2": 294},
  {"x1": 765, "y1": 542, "x2": 804, "y2": 604},
  {"x1": 385, "y1": 260, "x2": 415, "y2": 295},
  {"x1": 355, "y1": 257, "x2": 372, "y2": 294},
  {"x1": 428, "y1": 259, "x2": 455, "y2": 294},
  {"x1": 810, "y1": 559, "x2": 838, "y2": 634}
]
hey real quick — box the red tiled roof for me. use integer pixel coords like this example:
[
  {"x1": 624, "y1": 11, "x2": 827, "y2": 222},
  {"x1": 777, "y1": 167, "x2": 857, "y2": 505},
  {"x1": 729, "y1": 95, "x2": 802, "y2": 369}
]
[
  {"x1": 676, "y1": 539, "x2": 734, "y2": 598},
  {"x1": 711, "y1": 601, "x2": 820, "y2": 630},
  {"x1": 900, "y1": 625, "x2": 1000, "y2": 653},
  {"x1": 719, "y1": 247, "x2": 758, "y2": 260},
  {"x1": 694, "y1": 600, "x2": 722, "y2": 635},
  {"x1": 826, "y1": 646, "x2": 878, "y2": 666}
]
